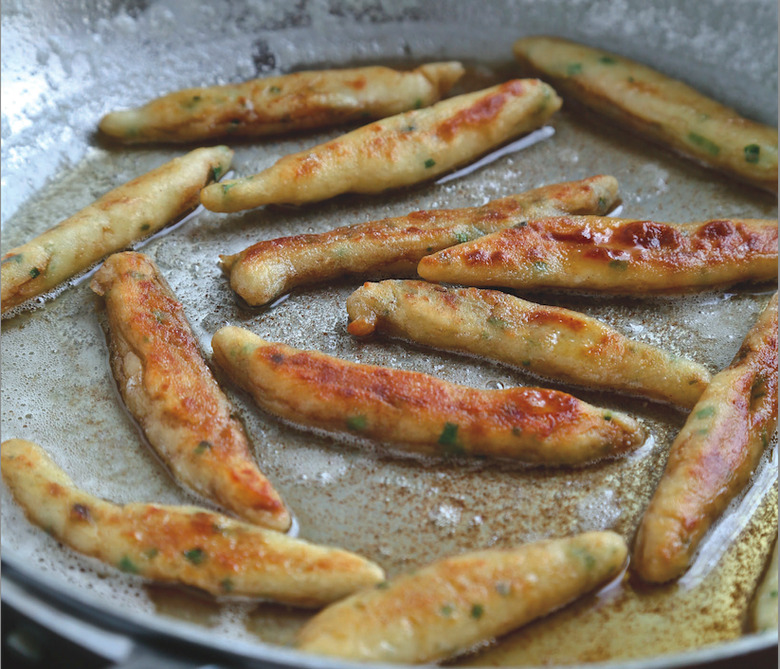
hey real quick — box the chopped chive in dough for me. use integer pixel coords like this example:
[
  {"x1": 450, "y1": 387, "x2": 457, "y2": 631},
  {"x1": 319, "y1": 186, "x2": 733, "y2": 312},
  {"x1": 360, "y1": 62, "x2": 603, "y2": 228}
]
[
  {"x1": 222, "y1": 183, "x2": 236, "y2": 194},
  {"x1": 514, "y1": 220, "x2": 528, "y2": 229},
  {"x1": 438, "y1": 422, "x2": 459, "y2": 446},
  {"x1": 2, "y1": 254, "x2": 23, "y2": 265},
  {"x1": 487, "y1": 316, "x2": 509, "y2": 328},
  {"x1": 220, "y1": 578, "x2": 234, "y2": 593},
  {"x1": 609, "y1": 259, "x2": 628, "y2": 271},
  {"x1": 597, "y1": 197, "x2": 608, "y2": 211},
  {"x1": 140, "y1": 223, "x2": 151, "y2": 231},
  {"x1": 470, "y1": 603, "x2": 485, "y2": 619},
  {"x1": 455, "y1": 231, "x2": 471, "y2": 243},
  {"x1": 532, "y1": 260, "x2": 548, "y2": 272},
  {"x1": 570, "y1": 546, "x2": 596, "y2": 569},
  {"x1": 29, "y1": 267, "x2": 41, "y2": 279},
  {"x1": 521, "y1": 360, "x2": 531, "y2": 368},
  {"x1": 424, "y1": 158, "x2": 436, "y2": 168},
  {"x1": 144, "y1": 547, "x2": 159, "y2": 559},
  {"x1": 194, "y1": 440, "x2": 213, "y2": 455},
  {"x1": 211, "y1": 165, "x2": 223, "y2": 181},
  {"x1": 152, "y1": 309, "x2": 167, "y2": 323},
  {"x1": 566, "y1": 63, "x2": 582, "y2": 75},
  {"x1": 346, "y1": 415, "x2": 367, "y2": 431},
  {"x1": 184, "y1": 548, "x2": 206, "y2": 565},
  {"x1": 603, "y1": 413, "x2": 612, "y2": 421},
  {"x1": 627, "y1": 76, "x2": 635, "y2": 83},
  {"x1": 688, "y1": 132, "x2": 720, "y2": 156},
  {"x1": 118, "y1": 555, "x2": 140, "y2": 573},
  {"x1": 744, "y1": 144, "x2": 761, "y2": 163},
  {"x1": 695, "y1": 406, "x2": 715, "y2": 419},
  {"x1": 375, "y1": 581, "x2": 390, "y2": 590},
  {"x1": 269, "y1": 85, "x2": 282, "y2": 94},
  {"x1": 761, "y1": 431, "x2": 769, "y2": 448},
  {"x1": 599, "y1": 55, "x2": 618, "y2": 64},
  {"x1": 440, "y1": 604, "x2": 454, "y2": 617},
  {"x1": 414, "y1": 98, "x2": 423, "y2": 109},
  {"x1": 426, "y1": 246, "x2": 434, "y2": 253}
]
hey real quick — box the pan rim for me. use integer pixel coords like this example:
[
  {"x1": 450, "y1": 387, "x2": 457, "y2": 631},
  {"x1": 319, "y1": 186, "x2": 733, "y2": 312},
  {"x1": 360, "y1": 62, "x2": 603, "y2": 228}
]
[{"x1": 3, "y1": 549, "x2": 777, "y2": 669}]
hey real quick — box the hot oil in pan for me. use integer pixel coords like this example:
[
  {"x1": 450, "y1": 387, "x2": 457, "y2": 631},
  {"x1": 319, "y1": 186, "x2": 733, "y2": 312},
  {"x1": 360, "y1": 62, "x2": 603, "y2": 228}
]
[{"x1": 0, "y1": 58, "x2": 777, "y2": 665}]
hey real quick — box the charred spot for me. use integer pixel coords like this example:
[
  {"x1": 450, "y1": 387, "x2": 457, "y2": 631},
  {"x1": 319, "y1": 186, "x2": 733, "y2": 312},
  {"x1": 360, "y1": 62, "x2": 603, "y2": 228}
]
[
  {"x1": 697, "y1": 220, "x2": 736, "y2": 240},
  {"x1": 526, "y1": 309, "x2": 587, "y2": 331},
  {"x1": 461, "y1": 248, "x2": 495, "y2": 266},
  {"x1": 614, "y1": 220, "x2": 682, "y2": 249},
  {"x1": 549, "y1": 225, "x2": 596, "y2": 245},
  {"x1": 436, "y1": 80, "x2": 524, "y2": 141},
  {"x1": 71, "y1": 503, "x2": 91, "y2": 522}
]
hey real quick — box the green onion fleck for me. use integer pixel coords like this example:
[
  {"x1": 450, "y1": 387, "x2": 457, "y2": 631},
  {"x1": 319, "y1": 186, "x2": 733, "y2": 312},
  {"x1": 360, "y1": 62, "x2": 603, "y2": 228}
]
[
  {"x1": 29, "y1": 267, "x2": 41, "y2": 279},
  {"x1": 414, "y1": 98, "x2": 423, "y2": 109},
  {"x1": 688, "y1": 132, "x2": 720, "y2": 156},
  {"x1": 438, "y1": 422, "x2": 459, "y2": 446},
  {"x1": 194, "y1": 440, "x2": 212, "y2": 455},
  {"x1": 470, "y1": 603, "x2": 484, "y2": 619},
  {"x1": 346, "y1": 415, "x2": 367, "y2": 431},
  {"x1": 599, "y1": 56, "x2": 617, "y2": 64},
  {"x1": 695, "y1": 406, "x2": 715, "y2": 419},
  {"x1": 144, "y1": 548, "x2": 159, "y2": 559},
  {"x1": 220, "y1": 578, "x2": 234, "y2": 593},
  {"x1": 532, "y1": 260, "x2": 548, "y2": 272},
  {"x1": 566, "y1": 63, "x2": 582, "y2": 76},
  {"x1": 184, "y1": 548, "x2": 206, "y2": 565},
  {"x1": 455, "y1": 231, "x2": 470, "y2": 243},
  {"x1": 211, "y1": 165, "x2": 223, "y2": 181},
  {"x1": 440, "y1": 604, "x2": 454, "y2": 617},
  {"x1": 269, "y1": 85, "x2": 282, "y2": 94},
  {"x1": 744, "y1": 144, "x2": 760, "y2": 163},
  {"x1": 375, "y1": 581, "x2": 390, "y2": 589},
  {"x1": 424, "y1": 158, "x2": 436, "y2": 168},
  {"x1": 609, "y1": 259, "x2": 628, "y2": 271},
  {"x1": 118, "y1": 556, "x2": 140, "y2": 573}
]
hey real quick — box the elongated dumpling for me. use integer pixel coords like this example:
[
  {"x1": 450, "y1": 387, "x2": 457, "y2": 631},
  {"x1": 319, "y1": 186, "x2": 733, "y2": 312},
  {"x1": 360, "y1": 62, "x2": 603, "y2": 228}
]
[
  {"x1": 222, "y1": 175, "x2": 618, "y2": 306},
  {"x1": 98, "y1": 62, "x2": 465, "y2": 144},
  {"x1": 633, "y1": 293, "x2": 778, "y2": 583},
  {"x1": 211, "y1": 326, "x2": 645, "y2": 466},
  {"x1": 513, "y1": 36, "x2": 778, "y2": 193},
  {"x1": 1, "y1": 146, "x2": 233, "y2": 316},
  {"x1": 0, "y1": 439, "x2": 384, "y2": 605},
  {"x1": 346, "y1": 280, "x2": 711, "y2": 408},
  {"x1": 417, "y1": 216, "x2": 778, "y2": 293},
  {"x1": 297, "y1": 531, "x2": 628, "y2": 663},
  {"x1": 90, "y1": 252, "x2": 290, "y2": 531},
  {"x1": 200, "y1": 79, "x2": 561, "y2": 212}
]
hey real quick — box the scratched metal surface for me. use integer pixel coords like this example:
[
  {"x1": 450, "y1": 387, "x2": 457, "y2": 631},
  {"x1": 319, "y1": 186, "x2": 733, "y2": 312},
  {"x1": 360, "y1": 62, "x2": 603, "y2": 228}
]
[{"x1": 1, "y1": 0, "x2": 777, "y2": 666}]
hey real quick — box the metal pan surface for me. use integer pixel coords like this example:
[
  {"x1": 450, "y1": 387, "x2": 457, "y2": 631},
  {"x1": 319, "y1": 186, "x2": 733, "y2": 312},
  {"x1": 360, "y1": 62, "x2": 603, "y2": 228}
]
[{"x1": 1, "y1": 0, "x2": 777, "y2": 666}]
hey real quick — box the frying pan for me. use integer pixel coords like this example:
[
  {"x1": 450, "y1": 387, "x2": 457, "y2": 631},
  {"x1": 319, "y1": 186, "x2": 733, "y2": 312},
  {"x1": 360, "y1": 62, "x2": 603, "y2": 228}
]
[{"x1": 1, "y1": 0, "x2": 777, "y2": 667}]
